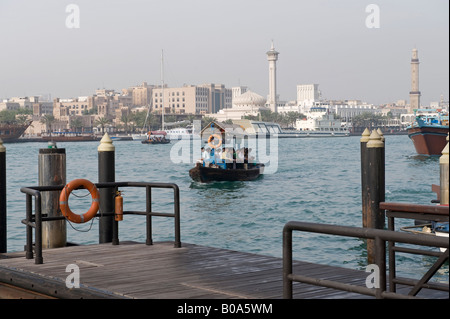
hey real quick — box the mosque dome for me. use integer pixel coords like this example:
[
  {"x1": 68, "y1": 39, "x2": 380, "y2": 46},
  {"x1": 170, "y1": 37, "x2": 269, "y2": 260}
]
[{"x1": 233, "y1": 90, "x2": 267, "y2": 107}]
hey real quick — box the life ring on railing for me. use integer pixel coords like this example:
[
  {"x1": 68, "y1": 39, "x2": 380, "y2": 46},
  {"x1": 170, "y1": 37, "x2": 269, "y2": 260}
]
[
  {"x1": 208, "y1": 134, "x2": 222, "y2": 149},
  {"x1": 59, "y1": 179, "x2": 99, "y2": 224}
]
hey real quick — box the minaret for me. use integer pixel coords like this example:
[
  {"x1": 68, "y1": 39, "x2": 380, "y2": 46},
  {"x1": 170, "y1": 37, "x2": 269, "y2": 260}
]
[
  {"x1": 409, "y1": 48, "x2": 421, "y2": 112},
  {"x1": 266, "y1": 41, "x2": 279, "y2": 113}
]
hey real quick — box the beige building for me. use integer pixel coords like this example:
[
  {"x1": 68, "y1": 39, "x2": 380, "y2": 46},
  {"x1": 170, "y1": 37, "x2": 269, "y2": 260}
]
[
  {"x1": 151, "y1": 83, "x2": 231, "y2": 115},
  {"x1": 53, "y1": 96, "x2": 94, "y2": 118},
  {"x1": 123, "y1": 82, "x2": 155, "y2": 107}
]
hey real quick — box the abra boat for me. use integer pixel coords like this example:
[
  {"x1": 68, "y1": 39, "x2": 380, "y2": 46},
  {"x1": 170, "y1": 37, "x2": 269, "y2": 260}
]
[
  {"x1": 189, "y1": 162, "x2": 264, "y2": 183},
  {"x1": 407, "y1": 110, "x2": 449, "y2": 156},
  {"x1": 141, "y1": 131, "x2": 171, "y2": 144},
  {"x1": 0, "y1": 122, "x2": 31, "y2": 142}
]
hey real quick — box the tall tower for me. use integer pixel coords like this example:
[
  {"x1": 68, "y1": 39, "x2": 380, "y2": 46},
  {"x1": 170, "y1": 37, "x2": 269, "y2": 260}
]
[
  {"x1": 409, "y1": 48, "x2": 421, "y2": 112},
  {"x1": 266, "y1": 41, "x2": 279, "y2": 113}
]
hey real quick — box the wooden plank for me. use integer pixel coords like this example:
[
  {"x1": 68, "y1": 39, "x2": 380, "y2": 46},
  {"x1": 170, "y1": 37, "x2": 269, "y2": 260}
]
[{"x1": 0, "y1": 241, "x2": 447, "y2": 299}]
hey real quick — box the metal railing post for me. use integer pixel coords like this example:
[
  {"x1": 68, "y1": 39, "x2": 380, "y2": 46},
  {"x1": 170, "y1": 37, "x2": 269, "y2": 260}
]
[{"x1": 282, "y1": 224, "x2": 293, "y2": 299}]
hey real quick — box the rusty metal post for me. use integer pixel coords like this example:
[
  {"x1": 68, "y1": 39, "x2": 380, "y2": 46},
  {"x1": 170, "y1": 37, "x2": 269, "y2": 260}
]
[
  {"x1": 98, "y1": 133, "x2": 115, "y2": 243},
  {"x1": 0, "y1": 139, "x2": 6, "y2": 253},
  {"x1": 366, "y1": 130, "x2": 385, "y2": 263},
  {"x1": 360, "y1": 128, "x2": 370, "y2": 228},
  {"x1": 439, "y1": 134, "x2": 449, "y2": 205}
]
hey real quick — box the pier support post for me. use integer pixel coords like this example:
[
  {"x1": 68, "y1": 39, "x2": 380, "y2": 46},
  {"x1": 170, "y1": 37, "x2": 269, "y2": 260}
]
[
  {"x1": 365, "y1": 130, "x2": 385, "y2": 264},
  {"x1": 360, "y1": 128, "x2": 370, "y2": 228},
  {"x1": 39, "y1": 144, "x2": 67, "y2": 248},
  {"x1": 0, "y1": 139, "x2": 6, "y2": 253},
  {"x1": 440, "y1": 134, "x2": 449, "y2": 205},
  {"x1": 98, "y1": 133, "x2": 115, "y2": 244}
]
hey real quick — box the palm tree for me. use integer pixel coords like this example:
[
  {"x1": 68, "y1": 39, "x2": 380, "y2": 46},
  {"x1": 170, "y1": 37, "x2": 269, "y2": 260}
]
[
  {"x1": 40, "y1": 114, "x2": 55, "y2": 133},
  {"x1": 94, "y1": 117, "x2": 110, "y2": 134},
  {"x1": 70, "y1": 118, "x2": 83, "y2": 132}
]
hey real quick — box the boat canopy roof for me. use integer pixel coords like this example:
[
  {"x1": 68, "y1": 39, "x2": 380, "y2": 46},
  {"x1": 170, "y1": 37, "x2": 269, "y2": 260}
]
[
  {"x1": 149, "y1": 130, "x2": 167, "y2": 136},
  {"x1": 200, "y1": 121, "x2": 245, "y2": 138}
]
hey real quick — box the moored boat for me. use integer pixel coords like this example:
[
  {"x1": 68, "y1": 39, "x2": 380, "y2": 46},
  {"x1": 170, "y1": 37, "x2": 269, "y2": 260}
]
[
  {"x1": 407, "y1": 110, "x2": 449, "y2": 156},
  {"x1": 41, "y1": 132, "x2": 99, "y2": 142},
  {"x1": 0, "y1": 122, "x2": 31, "y2": 142}
]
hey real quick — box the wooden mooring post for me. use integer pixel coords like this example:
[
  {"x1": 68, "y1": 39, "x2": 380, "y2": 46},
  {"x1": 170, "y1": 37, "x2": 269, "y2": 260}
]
[
  {"x1": 0, "y1": 139, "x2": 6, "y2": 253},
  {"x1": 361, "y1": 129, "x2": 385, "y2": 263}
]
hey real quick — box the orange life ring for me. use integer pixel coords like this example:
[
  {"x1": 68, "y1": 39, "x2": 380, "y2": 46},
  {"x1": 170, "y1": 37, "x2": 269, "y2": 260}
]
[
  {"x1": 59, "y1": 179, "x2": 99, "y2": 224},
  {"x1": 208, "y1": 134, "x2": 222, "y2": 149}
]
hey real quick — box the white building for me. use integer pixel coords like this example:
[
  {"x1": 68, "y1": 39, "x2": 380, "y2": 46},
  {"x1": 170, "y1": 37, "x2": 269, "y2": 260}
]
[
  {"x1": 208, "y1": 90, "x2": 268, "y2": 121},
  {"x1": 297, "y1": 84, "x2": 320, "y2": 112}
]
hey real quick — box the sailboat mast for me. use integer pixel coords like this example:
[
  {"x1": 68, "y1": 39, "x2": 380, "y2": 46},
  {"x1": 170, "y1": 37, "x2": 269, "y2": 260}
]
[{"x1": 161, "y1": 49, "x2": 165, "y2": 131}]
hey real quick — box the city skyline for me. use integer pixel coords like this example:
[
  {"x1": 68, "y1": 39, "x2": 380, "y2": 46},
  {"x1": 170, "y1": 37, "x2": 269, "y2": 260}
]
[{"x1": 0, "y1": 0, "x2": 448, "y2": 107}]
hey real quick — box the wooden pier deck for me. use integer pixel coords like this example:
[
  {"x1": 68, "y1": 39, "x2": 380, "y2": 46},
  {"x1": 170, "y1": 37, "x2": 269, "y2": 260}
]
[{"x1": 1, "y1": 241, "x2": 447, "y2": 299}]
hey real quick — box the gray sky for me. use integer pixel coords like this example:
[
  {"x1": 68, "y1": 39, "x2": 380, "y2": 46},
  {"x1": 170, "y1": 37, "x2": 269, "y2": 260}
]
[{"x1": 0, "y1": 0, "x2": 448, "y2": 106}]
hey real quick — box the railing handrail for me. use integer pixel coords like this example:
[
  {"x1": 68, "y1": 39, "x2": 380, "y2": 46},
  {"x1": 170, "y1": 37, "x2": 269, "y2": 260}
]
[
  {"x1": 283, "y1": 221, "x2": 449, "y2": 299},
  {"x1": 20, "y1": 181, "x2": 181, "y2": 264}
]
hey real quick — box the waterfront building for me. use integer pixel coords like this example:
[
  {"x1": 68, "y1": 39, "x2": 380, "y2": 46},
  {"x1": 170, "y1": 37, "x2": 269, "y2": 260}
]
[
  {"x1": 151, "y1": 83, "x2": 231, "y2": 115},
  {"x1": 208, "y1": 90, "x2": 268, "y2": 121}
]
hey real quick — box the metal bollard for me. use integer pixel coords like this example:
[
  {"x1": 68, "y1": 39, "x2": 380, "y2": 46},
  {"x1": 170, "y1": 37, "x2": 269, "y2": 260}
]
[
  {"x1": 38, "y1": 143, "x2": 67, "y2": 248},
  {"x1": 0, "y1": 139, "x2": 6, "y2": 253},
  {"x1": 98, "y1": 133, "x2": 115, "y2": 244},
  {"x1": 365, "y1": 130, "x2": 385, "y2": 264},
  {"x1": 360, "y1": 128, "x2": 370, "y2": 228},
  {"x1": 439, "y1": 134, "x2": 449, "y2": 205}
]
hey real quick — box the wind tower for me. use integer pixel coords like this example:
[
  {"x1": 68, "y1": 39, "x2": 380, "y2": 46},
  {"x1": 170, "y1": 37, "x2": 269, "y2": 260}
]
[
  {"x1": 266, "y1": 41, "x2": 279, "y2": 113},
  {"x1": 409, "y1": 48, "x2": 421, "y2": 112}
]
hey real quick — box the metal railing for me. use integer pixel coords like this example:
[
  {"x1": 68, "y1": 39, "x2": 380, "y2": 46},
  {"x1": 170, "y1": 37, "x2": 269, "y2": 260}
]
[
  {"x1": 381, "y1": 202, "x2": 449, "y2": 295},
  {"x1": 20, "y1": 181, "x2": 181, "y2": 264},
  {"x1": 283, "y1": 220, "x2": 449, "y2": 299}
]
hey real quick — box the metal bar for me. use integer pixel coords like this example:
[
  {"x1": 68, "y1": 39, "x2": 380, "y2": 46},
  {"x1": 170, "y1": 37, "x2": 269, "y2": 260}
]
[
  {"x1": 380, "y1": 202, "x2": 449, "y2": 215},
  {"x1": 34, "y1": 194, "x2": 43, "y2": 264},
  {"x1": 20, "y1": 181, "x2": 182, "y2": 263},
  {"x1": 282, "y1": 223, "x2": 293, "y2": 299},
  {"x1": 408, "y1": 249, "x2": 449, "y2": 296},
  {"x1": 393, "y1": 246, "x2": 443, "y2": 257},
  {"x1": 25, "y1": 194, "x2": 33, "y2": 260},
  {"x1": 146, "y1": 185, "x2": 152, "y2": 245},
  {"x1": 282, "y1": 221, "x2": 449, "y2": 299},
  {"x1": 173, "y1": 184, "x2": 181, "y2": 248}
]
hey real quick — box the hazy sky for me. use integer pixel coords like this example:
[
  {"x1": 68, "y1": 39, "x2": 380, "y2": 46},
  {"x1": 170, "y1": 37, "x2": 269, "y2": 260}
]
[{"x1": 0, "y1": 0, "x2": 448, "y2": 105}]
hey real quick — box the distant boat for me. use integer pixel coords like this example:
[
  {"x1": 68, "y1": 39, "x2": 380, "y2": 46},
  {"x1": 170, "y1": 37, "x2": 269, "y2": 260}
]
[
  {"x1": 41, "y1": 132, "x2": 99, "y2": 142},
  {"x1": 0, "y1": 122, "x2": 31, "y2": 142},
  {"x1": 406, "y1": 109, "x2": 449, "y2": 156},
  {"x1": 165, "y1": 126, "x2": 200, "y2": 140},
  {"x1": 293, "y1": 107, "x2": 350, "y2": 137},
  {"x1": 141, "y1": 131, "x2": 171, "y2": 144}
]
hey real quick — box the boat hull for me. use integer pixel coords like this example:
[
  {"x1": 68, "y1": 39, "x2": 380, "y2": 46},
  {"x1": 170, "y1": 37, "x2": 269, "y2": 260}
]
[
  {"x1": 407, "y1": 126, "x2": 448, "y2": 156},
  {"x1": 189, "y1": 163, "x2": 264, "y2": 182},
  {"x1": 141, "y1": 139, "x2": 171, "y2": 144},
  {"x1": 0, "y1": 123, "x2": 31, "y2": 142}
]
